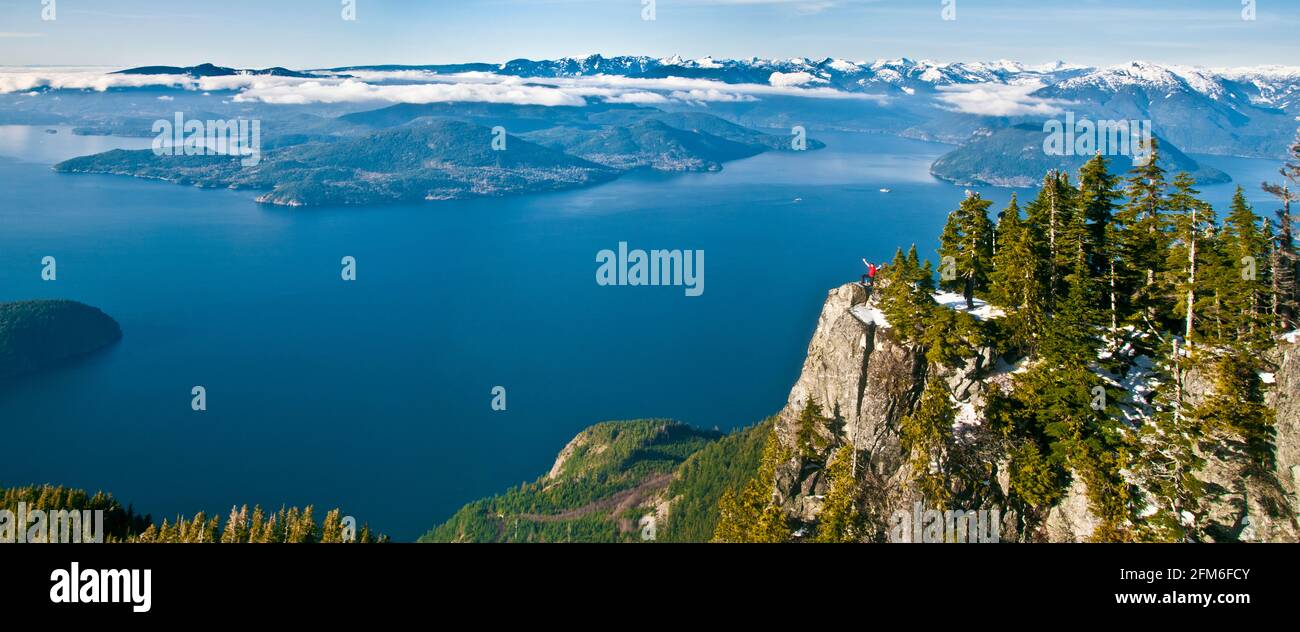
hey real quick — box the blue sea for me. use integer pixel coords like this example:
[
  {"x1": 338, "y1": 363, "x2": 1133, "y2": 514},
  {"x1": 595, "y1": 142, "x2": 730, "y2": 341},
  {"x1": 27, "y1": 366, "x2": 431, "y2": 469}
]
[{"x1": 0, "y1": 124, "x2": 1283, "y2": 539}]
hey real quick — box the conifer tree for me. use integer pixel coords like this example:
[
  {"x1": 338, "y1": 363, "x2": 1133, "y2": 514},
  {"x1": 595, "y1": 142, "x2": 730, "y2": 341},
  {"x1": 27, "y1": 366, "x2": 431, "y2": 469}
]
[
  {"x1": 990, "y1": 195, "x2": 1048, "y2": 352},
  {"x1": 1078, "y1": 155, "x2": 1124, "y2": 335},
  {"x1": 795, "y1": 399, "x2": 829, "y2": 459},
  {"x1": 938, "y1": 191, "x2": 995, "y2": 308},
  {"x1": 1164, "y1": 173, "x2": 1217, "y2": 346},
  {"x1": 1263, "y1": 134, "x2": 1300, "y2": 330},
  {"x1": 813, "y1": 445, "x2": 862, "y2": 542},
  {"x1": 1024, "y1": 171, "x2": 1078, "y2": 303},
  {"x1": 1135, "y1": 339, "x2": 1206, "y2": 542},
  {"x1": 714, "y1": 432, "x2": 792, "y2": 543},
  {"x1": 879, "y1": 246, "x2": 937, "y2": 343},
  {"x1": 1220, "y1": 187, "x2": 1271, "y2": 344},
  {"x1": 1115, "y1": 139, "x2": 1170, "y2": 335},
  {"x1": 899, "y1": 378, "x2": 956, "y2": 506}
]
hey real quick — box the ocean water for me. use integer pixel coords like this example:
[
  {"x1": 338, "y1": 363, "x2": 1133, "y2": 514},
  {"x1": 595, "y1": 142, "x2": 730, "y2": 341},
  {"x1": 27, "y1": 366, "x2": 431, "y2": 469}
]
[{"x1": 0, "y1": 125, "x2": 1284, "y2": 539}]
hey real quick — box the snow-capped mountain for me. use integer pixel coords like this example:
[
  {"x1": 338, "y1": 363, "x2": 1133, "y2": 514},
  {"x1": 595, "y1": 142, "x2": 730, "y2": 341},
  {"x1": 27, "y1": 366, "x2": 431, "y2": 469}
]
[
  {"x1": 468, "y1": 54, "x2": 1299, "y2": 107},
  {"x1": 460, "y1": 55, "x2": 1298, "y2": 157}
]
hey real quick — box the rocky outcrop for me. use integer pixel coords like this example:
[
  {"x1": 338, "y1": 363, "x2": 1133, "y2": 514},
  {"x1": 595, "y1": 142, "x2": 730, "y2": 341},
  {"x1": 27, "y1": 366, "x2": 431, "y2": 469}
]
[
  {"x1": 773, "y1": 284, "x2": 923, "y2": 524},
  {"x1": 1271, "y1": 341, "x2": 1300, "y2": 511},
  {"x1": 773, "y1": 283, "x2": 1300, "y2": 542},
  {"x1": 771, "y1": 284, "x2": 1009, "y2": 539}
]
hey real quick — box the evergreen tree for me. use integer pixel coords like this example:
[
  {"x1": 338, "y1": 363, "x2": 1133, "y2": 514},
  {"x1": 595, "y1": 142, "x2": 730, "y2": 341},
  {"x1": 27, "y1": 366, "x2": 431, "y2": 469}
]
[
  {"x1": 1078, "y1": 155, "x2": 1124, "y2": 335},
  {"x1": 1164, "y1": 173, "x2": 1217, "y2": 346},
  {"x1": 1135, "y1": 339, "x2": 1206, "y2": 542},
  {"x1": 795, "y1": 399, "x2": 829, "y2": 459},
  {"x1": 1114, "y1": 139, "x2": 1170, "y2": 337},
  {"x1": 813, "y1": 445, "x2": 862, "y2": 542},
  {"x1": 878, "y1": 246, "x2": 937, "y2": 343},
  {"x1": 1024, "y1": 171, "x2": 1078, "y2": 303},
  {"x1": 938, "y1": 191, "x2": 995, "y2": 308},
  {"x1": 1263, "y1": 134, "x2": 1300, "y2": 330},
  {"x1": 899, "y1": 378, "x2": 956, "y2": 506},
  {"x1": 989, "y1": 194, "x2": 1049, "y2": 353},
  {"x1": 713, "y1": 432, "x2": 792, "y2": 543},
  {"x1": 1219, "y1": 187, "x2": 1272, "y2": 345}
]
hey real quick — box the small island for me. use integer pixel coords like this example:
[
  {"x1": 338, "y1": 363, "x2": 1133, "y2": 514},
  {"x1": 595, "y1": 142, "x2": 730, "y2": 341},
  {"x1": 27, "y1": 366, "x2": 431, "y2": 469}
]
[{"x1": 0, "y1": 300, "x2": 122, "y2": 377}]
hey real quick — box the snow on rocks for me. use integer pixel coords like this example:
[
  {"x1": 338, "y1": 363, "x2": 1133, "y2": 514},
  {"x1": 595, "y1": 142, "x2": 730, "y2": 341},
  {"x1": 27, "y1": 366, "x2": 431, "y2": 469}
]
[
  {"x1": 850, "y1": 303, "x2": 890, "y2": 328},
  {"x1": 931, "y1": 291, "x2": 1006, "y2": 320}
]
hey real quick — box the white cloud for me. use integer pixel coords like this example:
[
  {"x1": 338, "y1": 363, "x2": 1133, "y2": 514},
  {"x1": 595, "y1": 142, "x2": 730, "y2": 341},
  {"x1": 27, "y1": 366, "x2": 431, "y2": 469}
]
[
  {"x1": 0, "y1": 68, "x2": 191, "y2": 93},
  {"x1": 934, "y1": 81, "x2": 1072, "y2": 117},
  {"x1": 234, "y1": 78, "x2": 586, "y2": 106},
  {"x1": 768, "y1": 71, "x2": 823, "y2": 87},
  {"x1": 0, "y1": 66, "x2": 887, "y2": 107}
]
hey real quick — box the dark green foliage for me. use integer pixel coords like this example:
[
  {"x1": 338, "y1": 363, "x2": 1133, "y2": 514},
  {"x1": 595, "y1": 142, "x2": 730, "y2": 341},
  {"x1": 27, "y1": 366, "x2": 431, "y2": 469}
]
[
  {"x1": 899, "y1": 378, "x2": 957, "y2": 506},
  {"x1": 422, "y1": 420, "x2": 720, "y2": 543},
  {"x1": 713, "y1": 430, "x2": 792, "y2": 543},
  {"x1": 795, "y1": 399, "x2": 830, "y2": 459},
  {"x1": 930, "y1": 123, "x2": 1230, "y2": 188},
  {"x1": 55, "y1": 112, "x2": 822, "y2": 207},
  {"x1": 813, "y1": 445, "x2": 863, "y2": 542},
  {"x1": 659, "y1": 420, "x2": 773, "y2": 543},
  {"x1": 0, "y1": 300, "x2": 122, "y2": 377},
  {"x1": 938, "y1": 191, "x2": 995, "y2": 308},
  {"x1": 0, "y1": 484, "x2": 383, "y2": 543}
]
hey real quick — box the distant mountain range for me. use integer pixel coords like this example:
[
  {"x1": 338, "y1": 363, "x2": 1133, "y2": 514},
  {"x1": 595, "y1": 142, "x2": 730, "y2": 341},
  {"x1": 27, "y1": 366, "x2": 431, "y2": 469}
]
[
  {"x1": 322, "y1": 56, "x2": 1299, "y2": 157},
  {"x1": 18, "y1": 56, "x2": 1300, "y2": 201},
  {"x1": 328, "y1": 54, "x2": 1300, "y2": 110},
  {"x1": 114, "y1": 63, "x2": 328, "y2": 79}
]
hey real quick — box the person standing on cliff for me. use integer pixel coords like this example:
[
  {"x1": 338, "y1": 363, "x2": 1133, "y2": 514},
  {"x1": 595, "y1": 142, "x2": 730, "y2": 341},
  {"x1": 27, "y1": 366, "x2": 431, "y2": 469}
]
[{"x1": 861, "y1": 258, "x2": 878, "y2": 288}]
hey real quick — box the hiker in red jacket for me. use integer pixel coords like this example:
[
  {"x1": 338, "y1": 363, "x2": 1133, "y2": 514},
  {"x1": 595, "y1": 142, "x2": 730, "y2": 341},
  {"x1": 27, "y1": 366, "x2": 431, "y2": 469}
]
[{"x1": 861, "y1": 259, "x2": 878, "y2": 286}]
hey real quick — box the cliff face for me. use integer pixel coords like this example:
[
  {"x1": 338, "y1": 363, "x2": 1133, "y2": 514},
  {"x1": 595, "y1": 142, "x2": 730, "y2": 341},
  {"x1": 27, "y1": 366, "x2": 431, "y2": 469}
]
[
  {"x1": 772, "y1": 283, "x2": 1300, "y2": 542},
  {"x1": 773, "y1": 284, "x2": 920, "y2": 520}
]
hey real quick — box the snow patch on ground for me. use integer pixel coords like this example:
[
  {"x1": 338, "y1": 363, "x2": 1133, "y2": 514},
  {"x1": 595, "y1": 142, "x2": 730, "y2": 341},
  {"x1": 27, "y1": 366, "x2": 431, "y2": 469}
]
[
  {"x1": 932, "y1": 292, "x2": 1006, "y2": 320},
  {"x1": 851, "y1": 304, "x2": 890, "y2": 328},
  {"x1": 952, "y1": 400, "x2": 980, "y2": 430}
]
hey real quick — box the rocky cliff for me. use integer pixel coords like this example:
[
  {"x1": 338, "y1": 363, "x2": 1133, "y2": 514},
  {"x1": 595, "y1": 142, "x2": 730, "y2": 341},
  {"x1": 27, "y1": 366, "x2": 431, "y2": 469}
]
[{"x1": 771, "y1": 283, "x2": 1300, "y2": 542}]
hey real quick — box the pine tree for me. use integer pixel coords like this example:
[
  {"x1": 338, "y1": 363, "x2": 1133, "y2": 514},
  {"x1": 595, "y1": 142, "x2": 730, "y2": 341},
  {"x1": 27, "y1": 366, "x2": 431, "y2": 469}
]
[
  {"x1": 1115, "y1": 139, "x2": 1170, "y2": 336},
  {"x1": 990, "y1": 194, "x2": 1049, "y2": 352},
  {"x1": 795, "y1": 399, "x2": 829, "y2": 459},
  {"x1": 1135, "y1": 339, "x2": 1206, "y2": 542},
  {"x1": 1196, "y1": 351, "x2": 1276, "y2": 469},
  {"x1": 813, "y1": 445, "x2": 862, "y2": 542},
  {"x1": 1219, "y1": 187, "x2": 1272, "y2": 345},
  {"x1": 938, "y1": 191, "x2": 995, "y2": 308},
  {"x1": 1263, "y1": 134, "x2": 1300, "y2": 330},
  {"x1": 879, "y1": 246, "x2": 937, "y2": 343},
  {"x1": 713, "y1": 432, "x2": 791, "y2": 543},
  {"x1": 1078, "y1": 155, "x2": 1124, "y2": 336},
  {"x1": 899, "y1": 378, "x2": 956, "y2": 506},
  {"x1": 1024, "y1": 171, "x2": 1078, "y2": 303},
  {"x1": 1164, "y1": 173, "x2": 1217, "y2": 346}
]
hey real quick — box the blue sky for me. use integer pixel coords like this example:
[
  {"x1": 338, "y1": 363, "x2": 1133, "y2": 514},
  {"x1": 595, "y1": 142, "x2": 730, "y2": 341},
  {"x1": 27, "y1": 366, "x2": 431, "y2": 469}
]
[{"x1": 0, "y1": 0, "x2": 1294, "y2": 68}]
